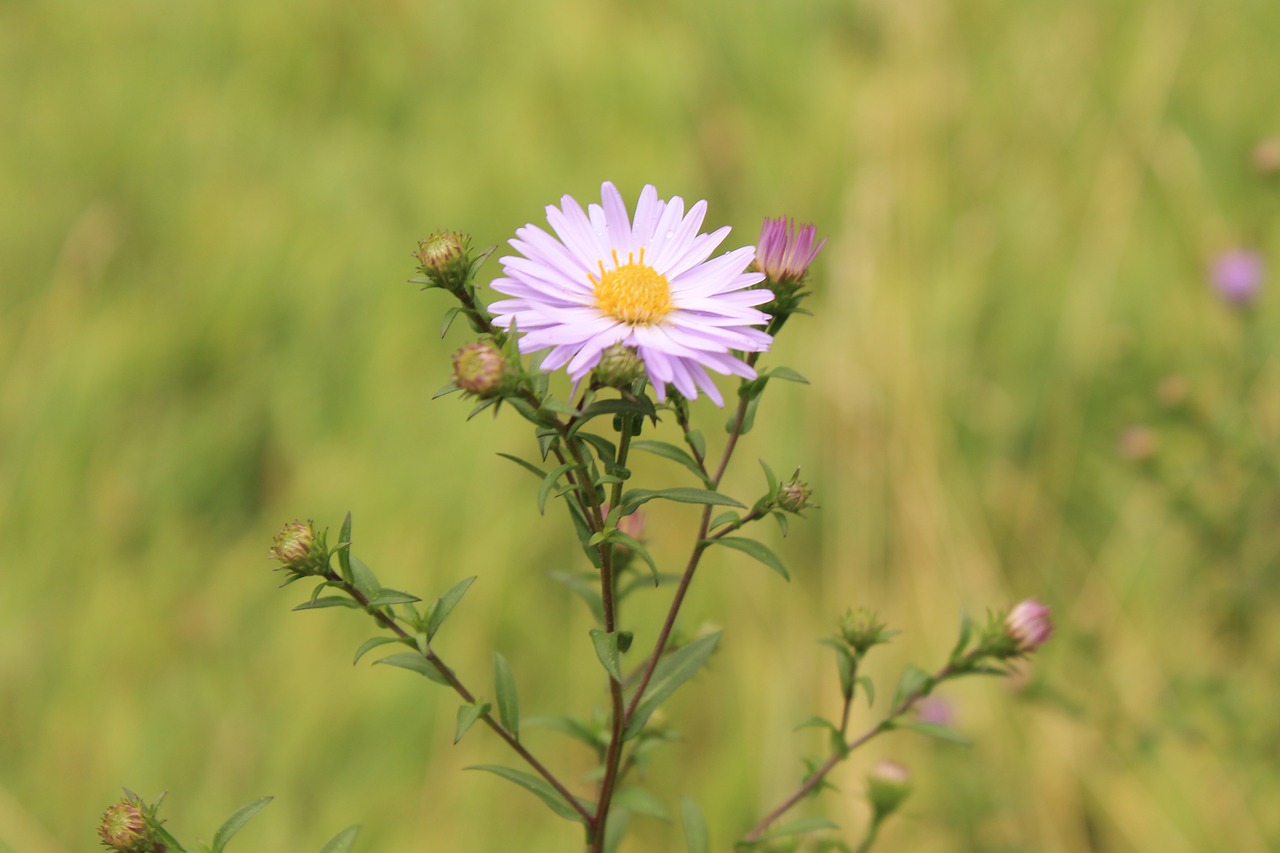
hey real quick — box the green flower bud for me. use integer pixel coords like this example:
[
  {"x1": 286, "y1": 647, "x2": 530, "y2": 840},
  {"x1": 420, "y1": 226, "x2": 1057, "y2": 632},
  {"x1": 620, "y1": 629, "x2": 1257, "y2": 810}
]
[
  {"x1": 451, "y1": 340, "x2": 509, "y2": 397},
  {"x1": 415, "y1": 230, "x2": 472, "y2": 293},
  {"x1": 592, "y1": 343, "x2": 646, "y2": 389},
  {"x1": 840, "y1": 608, "x2": 890, "y2": 656},
  {"x1": 269, "y1": 520, "x2": 328, "y2": 575},
  {"x1": 866, "y1": 760, "x2": 912, "y2": 821},
  {"x1": 777, "y1": 474, "x2": 813, "y2": 513},
  {"x1": 98, "y1": 801, "x2": 148, "y2": 851}
]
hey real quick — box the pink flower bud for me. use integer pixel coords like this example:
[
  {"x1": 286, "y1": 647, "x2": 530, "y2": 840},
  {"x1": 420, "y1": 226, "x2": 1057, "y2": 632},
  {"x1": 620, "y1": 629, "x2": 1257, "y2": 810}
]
[{"x1": 1005, "y1": 598, "x2": 1053, "y2": 653}]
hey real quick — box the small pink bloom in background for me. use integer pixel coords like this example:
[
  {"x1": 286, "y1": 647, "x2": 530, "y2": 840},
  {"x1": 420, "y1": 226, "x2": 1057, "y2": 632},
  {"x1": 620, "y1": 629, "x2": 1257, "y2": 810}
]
[
  {"x1": 1210, "y1": 249, "x2": 1264, "y2": 306},
  {"x1": 916, "y1": 695, "x2": 955, "y2": 727},
  {"x1": 1005, "y1": 598, "x2": 1054, "y2": 653}
]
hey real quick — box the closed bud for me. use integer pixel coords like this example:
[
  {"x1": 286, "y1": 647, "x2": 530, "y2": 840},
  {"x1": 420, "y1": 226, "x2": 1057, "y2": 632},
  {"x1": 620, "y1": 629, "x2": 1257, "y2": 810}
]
[
  {"x1": 840, "y1": 608, "x2": 890, "y2": 656},
  {"x1": 1005, "y1": 598, "x2": 1053, "y2": 653},
  {"x1": 451, "y1": 340, "x2": 509, "y2": 397},
  {"x1": 269, "y1": 520, "x2": 328, "y2": 575},
  {"x1": 866, "y1": 760, "x2": 912, "y2": 821},
  {"x1": 415, "y1": 230, "x2": 472, "y2": 293},
  {"x1": 98, "y1": 801, "x2": 149, "y2": 851},
  {"x1": 777, "y1": 473, "x2": 813, "y2": 513},
  {"x1": 592, "y1": 343, "x2": 646, "y2": 389}
]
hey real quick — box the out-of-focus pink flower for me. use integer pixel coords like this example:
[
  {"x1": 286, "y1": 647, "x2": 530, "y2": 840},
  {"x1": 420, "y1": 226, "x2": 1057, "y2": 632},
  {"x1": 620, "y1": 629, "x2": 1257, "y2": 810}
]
[
  {"x1": 916, "y1": 695, "x2": 955, "y2": 727},
  {"x1": 1005, "y1": 598, "x2": 1054, "y2": 653},
  {"x1": 1211, "y1": 249, "x2": 1264, "y2": 306}
]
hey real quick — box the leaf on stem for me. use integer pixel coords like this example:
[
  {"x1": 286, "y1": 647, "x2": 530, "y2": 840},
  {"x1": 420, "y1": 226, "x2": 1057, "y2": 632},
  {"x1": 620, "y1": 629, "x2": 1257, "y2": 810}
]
[
  {"x1": 317, "y1": 825, "x2": 361, "y2": 853},
  {"x1": 352, "y1": 636, "x2": 404, "y2": 666},
  {"x1": 293, "y1": 596, "x2": 361, "y2": 612},
  {"x1": 425, "y1": 576, "x2": 478, "y2": 641},
  {"x1": 898, "y1": 721, "x2": 972, "y2": 745},
  {"x1": 336, "y1": 512, "x2": 354, "y2": 581},
  {"x1": 631, "y1": 439, "x2": 712, "y2": 486},
  {"x1": 367, "y1": 588, "x2": 420, "y2": 607},
  {"x1": 494, "y1": 652, "x2": 520, "y2": 739},
  {"x1": 613, "y1": 786, "x2": 670, "y2": 821},
  {"x1": 454, "y1": 701, "x2": 491, "y2": 743},
  {"x1": 496, "y1": 452, "x2": 547, "y2": 480},
  {"x1": 589, "y1": 629, "x2": 626, "y2": 683},
  {"x1": 374, "y1": 652, "x2": 451, "y2": 686},
  {"x1": 891, "y1": 664, "x2": 933, "y2": 710},
  {"x1": 702, "y1": 536, "x2": 790, "y2": 581},
  {"x1": 466, "y1": 765, "x2": 590, "y2": 824},
  {"x1": 681, "y1": 797, "x2": 710, "y2": 853},
  {"x1": 620, "y1": 487, "x2": 745, "y2": 514},
  {"x1": 625, "y1": 632, "x2": 721, "y2": 739},
  {"x1": 210, "y1": 796, "x2": 272, "y2": 853},
  {"x1": 747, "y1": 816, "x2": 840, "y2": 843},
  {"x1": 347, "y1": 555, "x2": 381, "y2": 601}
]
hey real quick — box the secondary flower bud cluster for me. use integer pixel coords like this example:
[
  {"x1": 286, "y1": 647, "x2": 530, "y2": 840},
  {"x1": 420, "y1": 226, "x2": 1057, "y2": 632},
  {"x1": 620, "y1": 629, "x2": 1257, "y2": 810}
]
[
  {"x1": 268, "y1": 520, "x2": 330, "y2": 576},
  {"x1": 97, "y1": 795, "x2": 166, "y2": 853}
]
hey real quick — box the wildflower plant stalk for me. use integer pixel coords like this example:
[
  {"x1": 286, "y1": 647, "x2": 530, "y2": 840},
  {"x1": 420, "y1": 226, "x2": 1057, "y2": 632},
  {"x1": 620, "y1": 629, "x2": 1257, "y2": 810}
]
[{"x1": 106, "y1": 183, "x2": 1054, "y2": 850}]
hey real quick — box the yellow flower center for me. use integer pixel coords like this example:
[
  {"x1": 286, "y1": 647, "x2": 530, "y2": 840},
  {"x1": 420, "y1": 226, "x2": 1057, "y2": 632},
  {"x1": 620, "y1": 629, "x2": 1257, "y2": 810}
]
[{"x1": 591, "y1": 249, "x2": 673, "y2": 325}]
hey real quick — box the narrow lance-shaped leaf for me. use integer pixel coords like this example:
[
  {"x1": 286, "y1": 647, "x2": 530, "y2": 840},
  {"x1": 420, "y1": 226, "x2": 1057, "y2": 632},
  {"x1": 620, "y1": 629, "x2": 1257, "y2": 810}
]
[
  {"x1": 352, "y1": 636, "x2": 402, "y2": 666},
  {"x1": 620, "y1": 487, "x2": 745, "y2": 514},
  {"x1": 898, "y1": 720, "x2": 972, "y2": 745},
  {"x1": 210, "y1": 797, "x2": 272, "y2": 853},
  {"x1": 455, "y1": 701, "x2": 491, "y2": 743},
  {"x1": 590, "y1": 629, "x2": 625, "y2": 683},
  {"x1": 630, "y1": 439, "x2": 712, "y2": 486},
  {"x1": 681, "y1": 797, "x2": 710, "y2": 853},
  {"x1": 317, "y1": 825, "x2": 361, "y2": 853},
  {"x1": 466, "y1": 765, "x2": 589, "y2": 824},
  {"x1": 750, "y1": 816, "x2": 840, "y2": 843},
  {"x1": 375, "y1": 652, "x2": 451, "y2": 687},
  {"x1": 494, "y1": 652, "x2": 520, "y2": 739},
  {"x1": 625, "y1": 632, "x2": 721, "y2": 738},
  {"x1": 703, "y1": 536, "x2": 790, "y2": 581},
  {"x1": 336, "y1": 512, "x2": 354, "y2": 581},
  {"x1": 426, "y1": 576, "x2": 478, "y2": 641}
]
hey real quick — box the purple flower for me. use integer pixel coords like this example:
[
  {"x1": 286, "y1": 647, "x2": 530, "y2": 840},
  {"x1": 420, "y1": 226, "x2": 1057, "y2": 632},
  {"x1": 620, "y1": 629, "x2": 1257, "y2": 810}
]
[
  {"x1": 1211, "y1": 249, "x2": 1264, "y2": 305},
  {"x1": 489, "y1": 182, "x2": 772, "y2": 406},
  {"x1": 754, "y1": 217, "x2": 827, "y2": 285}
]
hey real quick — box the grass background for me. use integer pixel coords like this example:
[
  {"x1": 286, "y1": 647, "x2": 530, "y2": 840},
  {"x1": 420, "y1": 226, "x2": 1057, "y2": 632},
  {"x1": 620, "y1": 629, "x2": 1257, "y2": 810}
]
[{"x1": 3, "y1": 0, "x2": 1279, "y2": 849}]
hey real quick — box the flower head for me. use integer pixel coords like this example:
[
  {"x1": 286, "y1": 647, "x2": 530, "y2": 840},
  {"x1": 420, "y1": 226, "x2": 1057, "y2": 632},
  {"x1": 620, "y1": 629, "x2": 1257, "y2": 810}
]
[
  {"x1": 489, "y1": 182, "x2": 773, "y2": 406},
  {"x1": 865, "y1": 760, "x2": 912, "y2": 820},
  {"x1": 754, "y1": 217, "x2": 826, "y2": 287},
  {"x1": 269, "y1": 519, "x2": 328, "y2": 575},
  {"x1": 99, "y1": 801, "x2": 148, "y2": 851},
  {"x1": 416, "y1": 230, "x2": 473, "y2": 293},
  {"x1": 1210, "y1": 249, "x2": 1264, "y2": 306},
  {"x1": 1005, "y1": 598, "x2": 1054, "y2": 653}
]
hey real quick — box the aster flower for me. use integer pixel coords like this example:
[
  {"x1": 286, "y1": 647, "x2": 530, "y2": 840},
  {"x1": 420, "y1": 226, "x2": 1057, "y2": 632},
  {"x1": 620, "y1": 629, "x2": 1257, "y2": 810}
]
[
  {"x1": 488, "y1": 182, "x2": 773, "y2": 406},
  {"x1": 1004, "y1": 598, "x2": 1054, "y2": 653},
  {"x1": 1210, "y1": 248, "x2": 1263, "y2": 306}
]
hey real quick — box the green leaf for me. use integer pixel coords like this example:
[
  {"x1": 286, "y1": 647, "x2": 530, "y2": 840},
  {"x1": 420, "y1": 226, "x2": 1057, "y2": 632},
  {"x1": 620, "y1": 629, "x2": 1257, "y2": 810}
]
[
  {"x1": 494, "y1": 653, "x2": 520, "y2": 739},
  {"x1": 347, "y1": 555, "x2": 381, "y2": 600},
  {"x1": 793, "y1": 715, "x2": 839, "y2": 734},
  {"x1": 626, "y1": 632, "x2": 721, "y2": 738},
  {"x1": 758, "y1": 459, "x2": 779, "y2": 495},
  {"x1": 549, "y1": 570, "x2": 604, "y2": 622},
  {"x1": 523, "y1": 715, "x2": 605, "y2": 751},
  {"x1": 631, "y1": 439, "x2": 712, "y2": 485},
  {"x1": 466, "y1": 765, "x2": 588, "y2": 824},
  {"x1": 352, "y1": 636, "x2": 402, "y2": 665},
  {"x1": 614, "y1": 786, "x2": 669, "y2": 821},
  {"x1": 367, "y1": 588, "x2": 420, "y2": 607},
  {"x1": 455, "y1": 701, "x2": 491, "y2": 743},
  {"x1": 317, "y1": 825, "x2": 361, "y2": 853},
  {"x1": 766, "y1": 366, "x2": 810, "y2": 384},
  {"x1": 751, "y1": 816, "x2": 840, "y2": 842},
  {"x1": 426, "y1": 576, "x2": 478, "y2": 641},
  {"x1": 538, "y1": 462, "x2": 581, "y2": 515},
  {"x1": 681, "y1": 797, "x2": 710, "y2": 853},
  {"x1": 892, "y1": 664, "x2": 933, "y2": 709},
  {"x1": 496, "y1": 452, "x2": 547, "y2": 480},
  {"x1": 620, "y1": 487, "x2": 745, "y2": 514},
  {"x1": 950, "y1": 610, "x2": 973, "y2": 662},
  {"x1": 709, "y1": 510, "x2": 741, "y2": 530},
  {"x1": 210, "y1": 796, "x2": 272, "y2": 852},
  {"x1": 590, "y1": 629, "x2": 625, "y2": 683},
  {"x1": 857, "y1": 675, "x2": 876, "y2": 707},
  {"x1": 703, "y1": 536, "x2": 790, "y2": 581},
  {"x1": 374, "y1": 652, "x2": 451, "y2": 686},
  {"x1": 293, "y1": 596, "x2": 361, "y2": 611},
  {"x1": 899, "y1": 720, "x2": 972, "y2": 745},
  {"x1": 336, "y1": 512, "x2": 354, "y2": 581},
  {"x1": 567, "y1": 397, "x2": 657, "y2": 437},
  {"x1": 684, "y1": 428, "x2": 706, "y2": 461},
  {"x1": 439, "y1": 305, "x2": 462, "y2": 338},
  {"x1": 608, "y1": 530, "x2": 658, "y2": 584},
  {"x1": 603, "y1": 807, "x2": 632, "y2": 853},
  {"x1": 431, "y1": 380, "x2": 460, "y2": 400}
]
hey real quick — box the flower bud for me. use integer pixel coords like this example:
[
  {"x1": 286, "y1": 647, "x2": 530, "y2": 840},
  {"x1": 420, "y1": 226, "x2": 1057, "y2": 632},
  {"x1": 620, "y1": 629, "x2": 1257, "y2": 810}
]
[
  {"x1": 451, "y1": 340, "x2": 509, "y2": 397},
  {"x1": 866, "y1": 760, "x2": 912, "y2": 821},
  {"x1": 777, "y1": 474, "x2": 813, "y2": 513},
  {"x1": 752, "y1": 217, "x2": 827, "y2": 331},
  {"x1": 415, "y1": 230, "x2": 472, "y2": 293},
  {"x1": 98, "y1": 801, "x2": 148, "y2": 851},
  {"x1": 1117, "y1": 425, "x2": 1157, "y2": 462},
  {"x1": 592, "y1": 343, "x2": 646, "y2": 389},
  {"x1": 269, "y1": 520, "x2": 328, "y2": 575},
  {"x1": 1005, "y1": 598, "x2": 1053, "y2": 653},
  {"x1": 840, "y1": 608, "x2": 890, "y2": 656}
]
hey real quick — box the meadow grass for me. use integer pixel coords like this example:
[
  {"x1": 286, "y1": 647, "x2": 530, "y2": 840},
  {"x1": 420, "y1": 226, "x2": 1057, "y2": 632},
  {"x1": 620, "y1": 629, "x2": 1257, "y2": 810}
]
[{"x1": 2, "y1": 0, "x2": 1278, "y2": 849}]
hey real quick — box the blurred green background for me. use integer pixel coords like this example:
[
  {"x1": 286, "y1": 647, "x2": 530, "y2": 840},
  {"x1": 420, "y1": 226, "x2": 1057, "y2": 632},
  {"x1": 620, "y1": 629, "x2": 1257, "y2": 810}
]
[{"x1": 3, "y1": 0, "x2": 1279, "y2": 849}]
